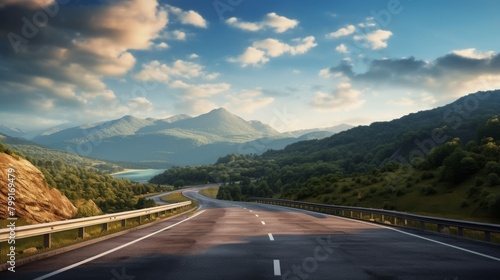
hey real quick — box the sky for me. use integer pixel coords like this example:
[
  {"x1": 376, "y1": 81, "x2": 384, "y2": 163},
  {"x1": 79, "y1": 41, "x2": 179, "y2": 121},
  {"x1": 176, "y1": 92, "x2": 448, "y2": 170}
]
[{"x1": 1, "y1": 0, "x2": 500, "y2": 132}]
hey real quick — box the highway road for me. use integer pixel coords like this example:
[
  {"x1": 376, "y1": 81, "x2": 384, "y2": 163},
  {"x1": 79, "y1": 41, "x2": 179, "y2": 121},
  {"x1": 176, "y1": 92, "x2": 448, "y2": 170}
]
[{"x1": 3, "y1": 188, "x2": 500, "y2": 279}]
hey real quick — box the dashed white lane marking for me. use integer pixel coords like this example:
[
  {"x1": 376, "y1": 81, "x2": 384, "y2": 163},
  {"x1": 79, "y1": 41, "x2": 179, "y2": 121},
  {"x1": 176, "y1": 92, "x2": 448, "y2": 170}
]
[
  {"x1": 255, "y1": 214, "x2": 259, "y2": 217},
  {"x1": 273, "y1": 259, "x2": 281, "y2": 276},
  {"x1": 261, "y1": 221, "x2": 266, "y2": 225},
  {"x1": 34, "y1": 211, "x2": 207, "y2": 280},
  {"x1": 268, "y1": 233, "x2": 274, "y2": 241}
]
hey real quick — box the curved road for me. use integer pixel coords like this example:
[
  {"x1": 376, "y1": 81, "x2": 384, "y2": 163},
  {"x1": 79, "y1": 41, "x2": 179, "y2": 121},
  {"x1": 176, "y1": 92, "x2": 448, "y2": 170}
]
[{"x1": 3, "y1": 188, "x2": 500, "y2": 279}]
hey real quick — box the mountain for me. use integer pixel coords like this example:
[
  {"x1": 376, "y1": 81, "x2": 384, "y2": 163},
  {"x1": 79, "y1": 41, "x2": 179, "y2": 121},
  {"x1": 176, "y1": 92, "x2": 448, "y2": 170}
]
[
  {"x1": 150, "y1": 90, "x2": 500, "y2": 222},
  {"x1": 0, "y1": 133, "x2": 131, "y2": 172},
  {"x1": 31, "y1": 108, "x2": 345, "y2": 167},
  {"x1": 0, "y1": 151, "x2": 77, "y2": 223},
  {"x1": 287, "y1": 124, "x2": 355, "y2": 138},
  {"x1": 0, "y1": 125, "x2": 25, "y2": 138}
]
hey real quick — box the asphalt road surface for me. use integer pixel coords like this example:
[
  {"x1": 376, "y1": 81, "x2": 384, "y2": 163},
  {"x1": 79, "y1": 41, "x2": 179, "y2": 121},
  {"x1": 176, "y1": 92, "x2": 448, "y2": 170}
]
[{"x1": 3, "y1": 188, "x2": 500, "y2": 280}]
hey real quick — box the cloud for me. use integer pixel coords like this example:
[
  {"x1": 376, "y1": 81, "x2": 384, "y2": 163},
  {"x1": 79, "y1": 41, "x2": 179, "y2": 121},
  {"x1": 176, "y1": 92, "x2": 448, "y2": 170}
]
[
  {"x1": 326, "y1": 25, "x2": 356, "y2": 38},
  {"x1": 452, "y1": 48, "x2": 495, "y2": 60},
  {"x1": 227, "y1": 47, "x2": 269, "y2": 67},
  {"x1": 0, "y1": 0, "x2": 53, "y2": 8},
  {"x1": 170, "y1": 80, "x2": 230, "y2": 98},
  {"x1": 335, "y1": 44, "x2": 349, "y2": 54},
  {"x1": 155, "y1": 42, "x2": 169, "y2": 49},
  {"x1": 225, "y1": 17, "x2": 261, "y2": 32},
  {"x1": 134, "y1": 59, "x2": 218, "y2": 83},
  {"x1": 225, "y1": 12, "x2": 298, "y2": 33},
  {"x1": 388, "y1": 93, "x2": 437, "y2": 107},
  {"x1": 129, "y1": 97, "x2": 154, "y2": 111},
  {"x1": 169, "y1": 80, "x2": 230, "y2": 115},
  {"x1": 172, "y1": 30, "x2": 187, "y2": 40},
  {"x1": 225, "y1": 88, "x2": 274, "y2": 114},
  {"x1": 324, "y1": 50, "x2": 500, "y2": 99},
  {"x1": 229, "y1": 36, "x2": 317, "y2": 67},
  {"x1": 167, "y1": 5, "x2": 207, "y2": 28},
  {"x1": 310, "y1": 81, "x2": 365, "y2": 112},
  {"x1": 354, "y1": 29, "x2": 392, "y2": 50},
  {"x1": 0, "y1": 0, "x2": 168, "y2": 127}
]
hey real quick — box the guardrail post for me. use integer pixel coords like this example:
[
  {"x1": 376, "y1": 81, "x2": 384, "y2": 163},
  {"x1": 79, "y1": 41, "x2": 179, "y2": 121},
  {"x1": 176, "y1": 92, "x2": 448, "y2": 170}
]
[
  {"x1": 102, "y1": 222, "x2": 109, "y2": 232},
  {"x1": 43, "y1": 233, "x2": 51, "y2": 248},
  {"x1": 122, "y1": 219, "x2": 127, "y2": 228},
  {"x1": 78, "y1": 227, "x2": 85, "y2": 239},
  {"x1": 420, "y1": 221, "x2": 425, "y2": 230},
  {"x1": 458, "y1": 227, "x2": 463, "y2": 237},
  {"x1": 485, "y1": 231, "x2": 491, "y2": 242}
]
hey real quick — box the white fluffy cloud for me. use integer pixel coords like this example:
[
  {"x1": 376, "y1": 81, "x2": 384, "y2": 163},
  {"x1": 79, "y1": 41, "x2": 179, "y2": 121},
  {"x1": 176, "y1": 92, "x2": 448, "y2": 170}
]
[
  {"x1": 170, "y1": 80, "x2": 230, "y2": 98},
  {"x1": 225, "y1": 88, "x2": 274, "y2": 114},
  {"x1": 134, "y1": 60, "x2": 218, "y2": 83},
  {"x1": 228, "y1": 47, "x2": 270, "y2": 67},
  {"x1": 0, "y1": 0, "x2": 169, "y2": 127},
  {"x1": 354, "y1": 29, "x2": 393, "y2": 50},
  {"x1": 335, "y1": 44, "x2": 349, "y2": 54},
  {"x1": 167, "y1": 5, "x2": 207, "y2": 28},
  {"x1": 129, "y1": 97, "x2": 154, "y2": 111},
  {"x1": 225, "y1": 12, "x2": 298, "y2": 33},
  {"x1": 326, "y1": 25, "x2": 356, "y2": 38},
  {"x1": 311, "y1": 82, "x2": 365, "y2": 112},
  {"x1": 229, "y1": 36, "x2": 317, "y2": 67},
  {"x1": 452, "y1": 48, "x2": 495, "y2": 59}
]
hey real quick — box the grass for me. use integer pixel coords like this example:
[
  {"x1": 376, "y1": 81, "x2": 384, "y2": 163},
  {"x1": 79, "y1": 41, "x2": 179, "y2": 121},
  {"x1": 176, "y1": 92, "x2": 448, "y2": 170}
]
[
  {"x1": 199, "y1": 186, "x2": 220, "y2": 199},
  {"x1": 161, "y1": 191, "x2": 190, "y2": 203},
  {"x1": 305, "y1": 169, "x2": 500, "y2": 224}
]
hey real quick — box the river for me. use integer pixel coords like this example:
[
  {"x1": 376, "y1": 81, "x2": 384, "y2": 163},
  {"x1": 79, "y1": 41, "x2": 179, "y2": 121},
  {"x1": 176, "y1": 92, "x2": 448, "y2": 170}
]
[{"x1": 111, "y1": 169, "x2": 166, "y2": 183}]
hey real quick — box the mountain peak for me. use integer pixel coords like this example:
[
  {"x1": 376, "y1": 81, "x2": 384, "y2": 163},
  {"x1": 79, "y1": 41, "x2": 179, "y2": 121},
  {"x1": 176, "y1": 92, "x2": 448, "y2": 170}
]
[{"x1": 208, "y1": 107, "x2": 231, "y2": 115}]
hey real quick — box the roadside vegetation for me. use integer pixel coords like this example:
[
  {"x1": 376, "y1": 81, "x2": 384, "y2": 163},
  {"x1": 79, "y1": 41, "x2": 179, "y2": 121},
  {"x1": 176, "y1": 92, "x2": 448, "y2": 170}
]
[
  {"x1": 199, "y1": 186, "x2": 220, "y2": 199},
  {"x1": 150, "y1": 113, "x2": 500, "y2": 223}
]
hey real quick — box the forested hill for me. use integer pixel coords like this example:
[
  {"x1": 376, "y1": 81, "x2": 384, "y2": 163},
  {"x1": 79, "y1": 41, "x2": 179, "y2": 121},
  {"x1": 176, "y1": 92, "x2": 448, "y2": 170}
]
[
  {"x1": 150, "y1": 90, "x2": 500, "y2": 222},
  {"x1": 262, "y1": 90, "x2": 500, "y2": 173}
]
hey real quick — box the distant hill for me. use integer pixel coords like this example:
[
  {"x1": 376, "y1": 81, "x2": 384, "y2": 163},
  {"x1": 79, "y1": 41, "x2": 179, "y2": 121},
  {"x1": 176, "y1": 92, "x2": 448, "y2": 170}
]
[
  {"x1": 0, "y1": 134, "x2": 128, "y2": 173},
  {"x1": 30, "y1": 108, "x2": 350, "y2": 167},
  {"x1": 0, "y1": 125, "x2": 25, "y2": 138},
  {"x1": 264, "y1": 90, "x2": 500, "y2": 171},
  {"x1": 287, "y1": 124, "x2": 354, "y2": 138}
]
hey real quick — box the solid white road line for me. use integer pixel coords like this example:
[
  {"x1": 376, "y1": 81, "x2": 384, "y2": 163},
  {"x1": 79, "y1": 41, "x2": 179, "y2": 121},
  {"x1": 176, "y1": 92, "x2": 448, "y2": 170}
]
[
  {"x1": 330, "y1": 213, "x2": 500, "y2": 262},
  {"x1": 273, "y1": 259, "x2": 281, "y2": 276},
  {"x1": 261, "y1": 221, "x2": 266, "y2": 225},
  {"x1": 268, "y1": 233, "x2": 275, "y2": 241},
  {"x1": 34, "y1": 210, "x2": 207, "y2": 280}
]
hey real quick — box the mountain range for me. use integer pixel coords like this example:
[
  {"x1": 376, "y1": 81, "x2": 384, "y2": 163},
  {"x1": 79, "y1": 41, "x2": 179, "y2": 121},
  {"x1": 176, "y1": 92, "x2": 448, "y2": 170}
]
[{"x1": 5, "y1": 108, "x2": 351, "y2": 167}]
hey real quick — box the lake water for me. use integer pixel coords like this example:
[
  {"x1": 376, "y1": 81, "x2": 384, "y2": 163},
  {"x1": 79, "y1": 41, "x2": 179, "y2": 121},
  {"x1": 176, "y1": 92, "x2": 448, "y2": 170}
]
[{"x1": 111, "y1": 169, "x2": 166, "y2": 183}]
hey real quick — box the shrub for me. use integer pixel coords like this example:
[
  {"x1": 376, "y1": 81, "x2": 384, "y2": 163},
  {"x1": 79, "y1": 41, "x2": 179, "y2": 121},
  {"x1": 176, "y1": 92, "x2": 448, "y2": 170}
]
[
  {"x1": 420, "y1": 185, "x2": 437, "y2": 195},
  {"x1": 485, "y1": 172, "x2": 500, "y2": 187}
]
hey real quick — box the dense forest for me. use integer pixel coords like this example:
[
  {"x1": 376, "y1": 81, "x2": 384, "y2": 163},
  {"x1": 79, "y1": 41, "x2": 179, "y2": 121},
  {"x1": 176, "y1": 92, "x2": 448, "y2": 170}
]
[{"x1": 151, "y1": 91, "x2": 500, "y2": 221}]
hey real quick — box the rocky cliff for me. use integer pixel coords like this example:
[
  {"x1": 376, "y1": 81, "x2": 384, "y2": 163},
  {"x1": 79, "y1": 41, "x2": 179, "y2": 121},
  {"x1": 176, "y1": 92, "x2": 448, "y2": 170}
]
[{"x1": 0, "y1": 153, "x2": 77, "y2": 223}]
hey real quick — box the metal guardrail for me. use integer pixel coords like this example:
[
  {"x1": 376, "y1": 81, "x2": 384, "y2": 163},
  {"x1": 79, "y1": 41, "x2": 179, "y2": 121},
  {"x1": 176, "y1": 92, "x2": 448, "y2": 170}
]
[
  {"x1": 0, "y1": 201, "x2": 191, "y2": 248},
  {"x1": 250, "y1": 197, "x2": 500, "y2": 243}
]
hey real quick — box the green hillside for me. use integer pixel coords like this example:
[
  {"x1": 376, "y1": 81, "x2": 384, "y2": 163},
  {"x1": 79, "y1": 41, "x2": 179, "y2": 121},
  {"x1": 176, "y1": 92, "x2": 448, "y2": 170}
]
[{"x1": 151, "y1": 90, "x2": 500, "y2": 222}]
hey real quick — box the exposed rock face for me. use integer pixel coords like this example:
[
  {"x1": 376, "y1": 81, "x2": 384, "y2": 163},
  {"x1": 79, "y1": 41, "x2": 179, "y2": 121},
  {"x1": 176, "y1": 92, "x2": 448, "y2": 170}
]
[{"x1": 0, "y1": 153, "x2": 77, "y2": 223}]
